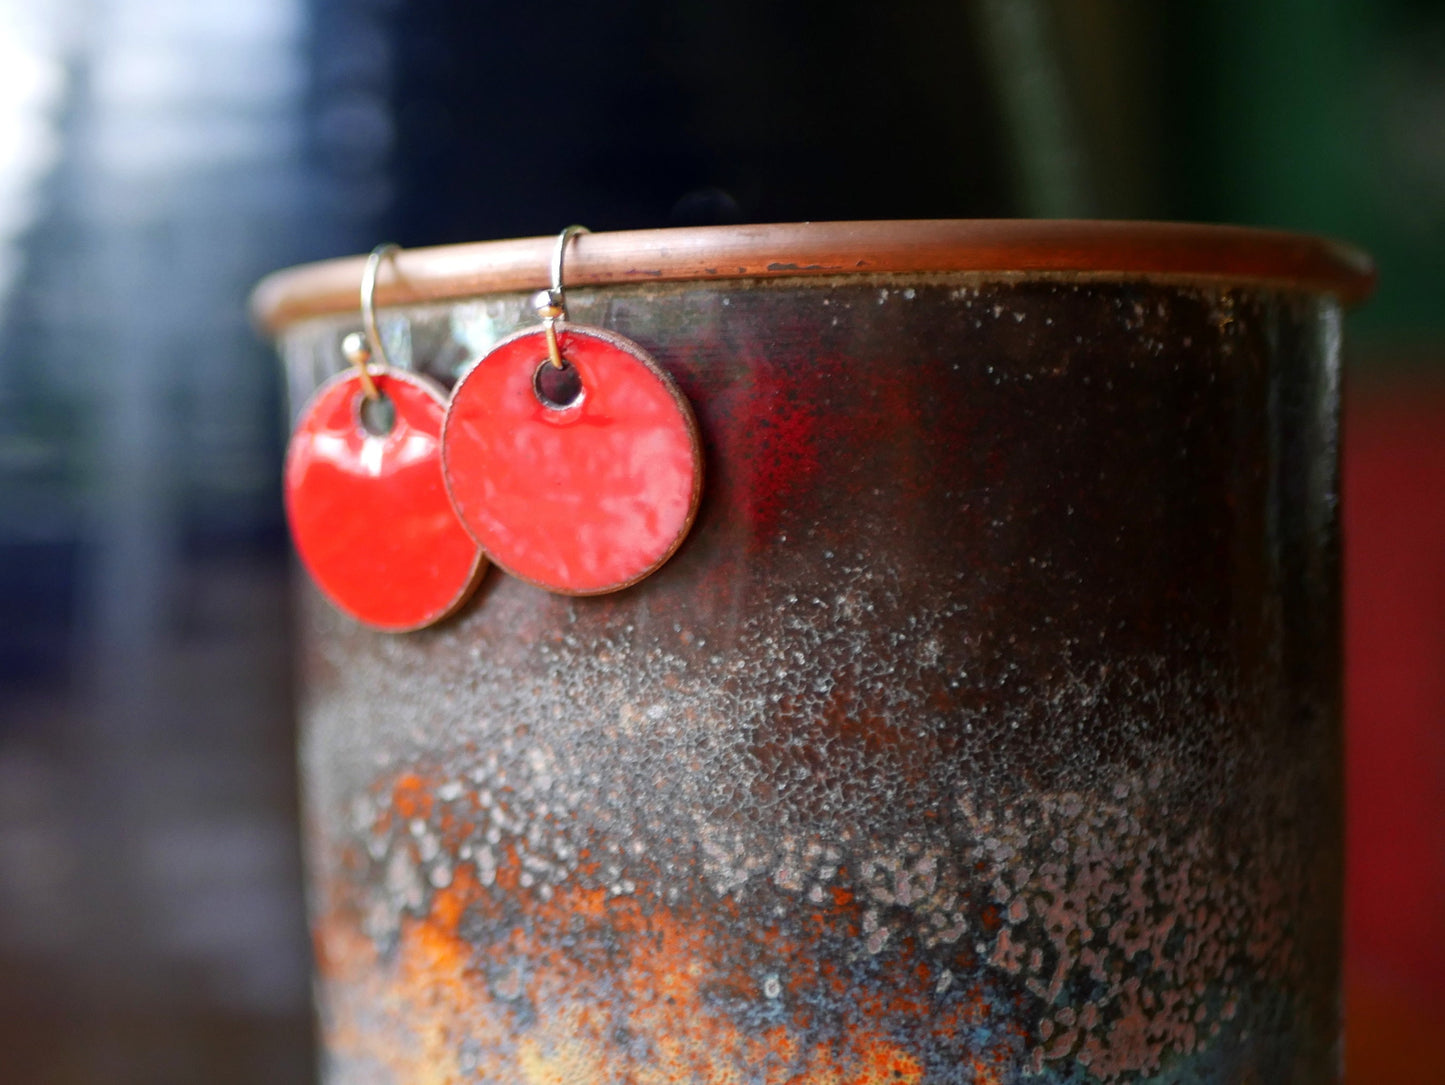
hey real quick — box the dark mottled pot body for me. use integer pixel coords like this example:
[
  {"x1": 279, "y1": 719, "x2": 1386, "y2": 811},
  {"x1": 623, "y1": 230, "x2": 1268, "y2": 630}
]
[{"x1": 278, "y1": 274, "x2": 1343, "y2": 1083}]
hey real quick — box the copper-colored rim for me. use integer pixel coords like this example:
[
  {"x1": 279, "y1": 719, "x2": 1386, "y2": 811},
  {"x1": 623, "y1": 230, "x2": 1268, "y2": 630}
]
[{"x1": 251, "y1": 219, "x2": 1375, "y2": 336}]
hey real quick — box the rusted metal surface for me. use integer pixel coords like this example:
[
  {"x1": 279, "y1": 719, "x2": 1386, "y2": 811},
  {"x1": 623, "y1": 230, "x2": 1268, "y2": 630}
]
[{"x1": 279, "y1": 273, "x2": 1344, "y2": 1082}]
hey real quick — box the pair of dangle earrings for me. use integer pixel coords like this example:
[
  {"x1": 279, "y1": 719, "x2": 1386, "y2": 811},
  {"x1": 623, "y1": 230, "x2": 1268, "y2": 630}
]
[{"x1": 284, "y1": 227, "x2": 704, "y2": 632}]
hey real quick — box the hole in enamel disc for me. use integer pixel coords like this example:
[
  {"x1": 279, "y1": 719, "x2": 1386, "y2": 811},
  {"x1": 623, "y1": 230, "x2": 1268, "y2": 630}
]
[
  {"x1": 359, "y1": 392, "x2": 396, "y2": 436},
  {"x1": 534, "y1": 359, "x2": 584, "y2": 410}
]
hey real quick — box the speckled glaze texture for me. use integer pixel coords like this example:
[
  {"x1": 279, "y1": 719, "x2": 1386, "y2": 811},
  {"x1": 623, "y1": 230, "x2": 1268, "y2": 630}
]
[{"x1": 279, "y1": 274, "x2": 1344, "y2": 1084}]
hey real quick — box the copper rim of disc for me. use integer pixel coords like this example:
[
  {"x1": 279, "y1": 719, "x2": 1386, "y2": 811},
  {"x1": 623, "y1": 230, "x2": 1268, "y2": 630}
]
[{"x1": 251, "y1": 219, "x2": 1375, "y2": 336}]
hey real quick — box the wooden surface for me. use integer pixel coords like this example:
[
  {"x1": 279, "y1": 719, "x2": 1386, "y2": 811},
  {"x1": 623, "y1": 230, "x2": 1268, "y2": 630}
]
[{"x1": 250, "y1": 220, "x2": 1375, "y2": 335}]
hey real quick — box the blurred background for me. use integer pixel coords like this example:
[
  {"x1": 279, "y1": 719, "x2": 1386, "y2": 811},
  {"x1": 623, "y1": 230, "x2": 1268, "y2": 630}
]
[{"x1": 0, "y1": 0, "x2": 1439, "y2": 1081}]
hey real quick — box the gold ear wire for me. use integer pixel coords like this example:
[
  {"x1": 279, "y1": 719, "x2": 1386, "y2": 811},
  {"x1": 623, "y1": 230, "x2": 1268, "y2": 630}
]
[{"x1": 534, "y1": 225, "x2": 590, "y2": 369}]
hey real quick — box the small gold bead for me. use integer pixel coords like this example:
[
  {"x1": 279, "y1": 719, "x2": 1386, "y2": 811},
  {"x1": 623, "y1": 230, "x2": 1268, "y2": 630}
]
[{"x1": 342, "y1": 331, "x2": 370, "y2": 366}]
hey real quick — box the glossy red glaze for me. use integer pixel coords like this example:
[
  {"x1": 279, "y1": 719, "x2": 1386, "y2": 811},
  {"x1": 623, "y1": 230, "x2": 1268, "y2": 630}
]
[
  {"x1": 442, "y1": 326, "x2": 702, "y2": 595},
  {"x1": 285, "y1": 369, "x2": 486, "y2": 631}
]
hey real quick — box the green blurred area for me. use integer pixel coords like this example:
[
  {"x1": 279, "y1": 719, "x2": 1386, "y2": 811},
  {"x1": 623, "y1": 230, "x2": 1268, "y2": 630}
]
[
  {"x1": 1167, "y1": 0, "x2": 1442, "y2": 358},
  {"x1": 994, "y1": 0, "x2": 1444, "y2": 364}
]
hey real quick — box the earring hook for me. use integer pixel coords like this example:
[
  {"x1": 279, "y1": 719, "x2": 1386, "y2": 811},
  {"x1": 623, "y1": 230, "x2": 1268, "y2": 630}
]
[
  {"x1": 536, "y1": 225, "x2": 590, "y2": 369},
  {"x1": 362, "y1": 241, "x2": 401, "y2": 369},
  {"x1": 341, "y1": 243, "x2": 400, "y2": 401}
]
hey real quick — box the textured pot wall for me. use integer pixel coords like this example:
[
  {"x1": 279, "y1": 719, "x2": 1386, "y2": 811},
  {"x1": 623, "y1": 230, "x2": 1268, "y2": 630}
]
[{"x1": 280, "y1": 274, "x2": 1343, "y2": 1083}]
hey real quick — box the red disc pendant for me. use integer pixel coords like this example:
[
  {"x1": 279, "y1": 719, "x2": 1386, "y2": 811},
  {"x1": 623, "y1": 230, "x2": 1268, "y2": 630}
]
[
  {"x1": 442, "y1": 326, "x2": 702, "y2": 595},
  {"x1": 285, "y1": 369, "x2": 487, "y2": 631}
]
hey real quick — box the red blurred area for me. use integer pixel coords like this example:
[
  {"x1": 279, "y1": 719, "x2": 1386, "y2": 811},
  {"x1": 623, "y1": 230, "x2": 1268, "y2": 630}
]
[{"x1": 1344, "y1": 377, "x2": 1445, "y2": 1084}]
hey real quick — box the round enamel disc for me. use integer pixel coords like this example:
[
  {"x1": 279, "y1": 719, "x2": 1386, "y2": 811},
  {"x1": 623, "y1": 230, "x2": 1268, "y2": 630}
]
[
  {"x1": 284, "y1": 369, "x2": 486, "y2": 630},
  {"x1": 442, "y1": 326, "x2": 702, "y2": 595}
]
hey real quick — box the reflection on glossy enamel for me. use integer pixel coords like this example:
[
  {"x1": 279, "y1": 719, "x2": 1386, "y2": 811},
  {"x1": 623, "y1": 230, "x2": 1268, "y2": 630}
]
[
  {"x1": 286, "y1": 371, "x2": 483, "y2": 630},
  {"x1": 442, "y1": 327, "x2": 700, "y2": 595}
]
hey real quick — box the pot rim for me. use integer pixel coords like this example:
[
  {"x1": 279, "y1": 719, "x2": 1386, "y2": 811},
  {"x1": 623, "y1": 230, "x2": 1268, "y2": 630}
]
[{"x1": 250, "y1": 219, "x2": 1375, "y2": 336}]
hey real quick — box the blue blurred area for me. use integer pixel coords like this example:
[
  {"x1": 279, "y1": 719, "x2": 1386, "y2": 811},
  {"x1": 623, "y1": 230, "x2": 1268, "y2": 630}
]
[{"x1": 0, "y1": 0, "x2": 365, "y2": 1079}]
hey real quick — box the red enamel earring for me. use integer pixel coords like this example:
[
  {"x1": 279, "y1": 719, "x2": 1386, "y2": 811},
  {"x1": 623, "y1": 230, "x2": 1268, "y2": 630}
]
[
  {"x1": 442, "y1": 226, "x2": 703, "y2": 595},
  {"x1": 283, "y1": 244, "x2": 487, "y2": 631}
]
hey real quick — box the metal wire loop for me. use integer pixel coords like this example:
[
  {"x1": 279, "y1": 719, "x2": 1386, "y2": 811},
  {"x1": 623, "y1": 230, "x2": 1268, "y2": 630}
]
[
  {"x1": 539, "y1": 225, "x2": 590, "y2": 369},
  {"x1": 355, "y1": 242, "x2": 401, "y2": 398}
]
